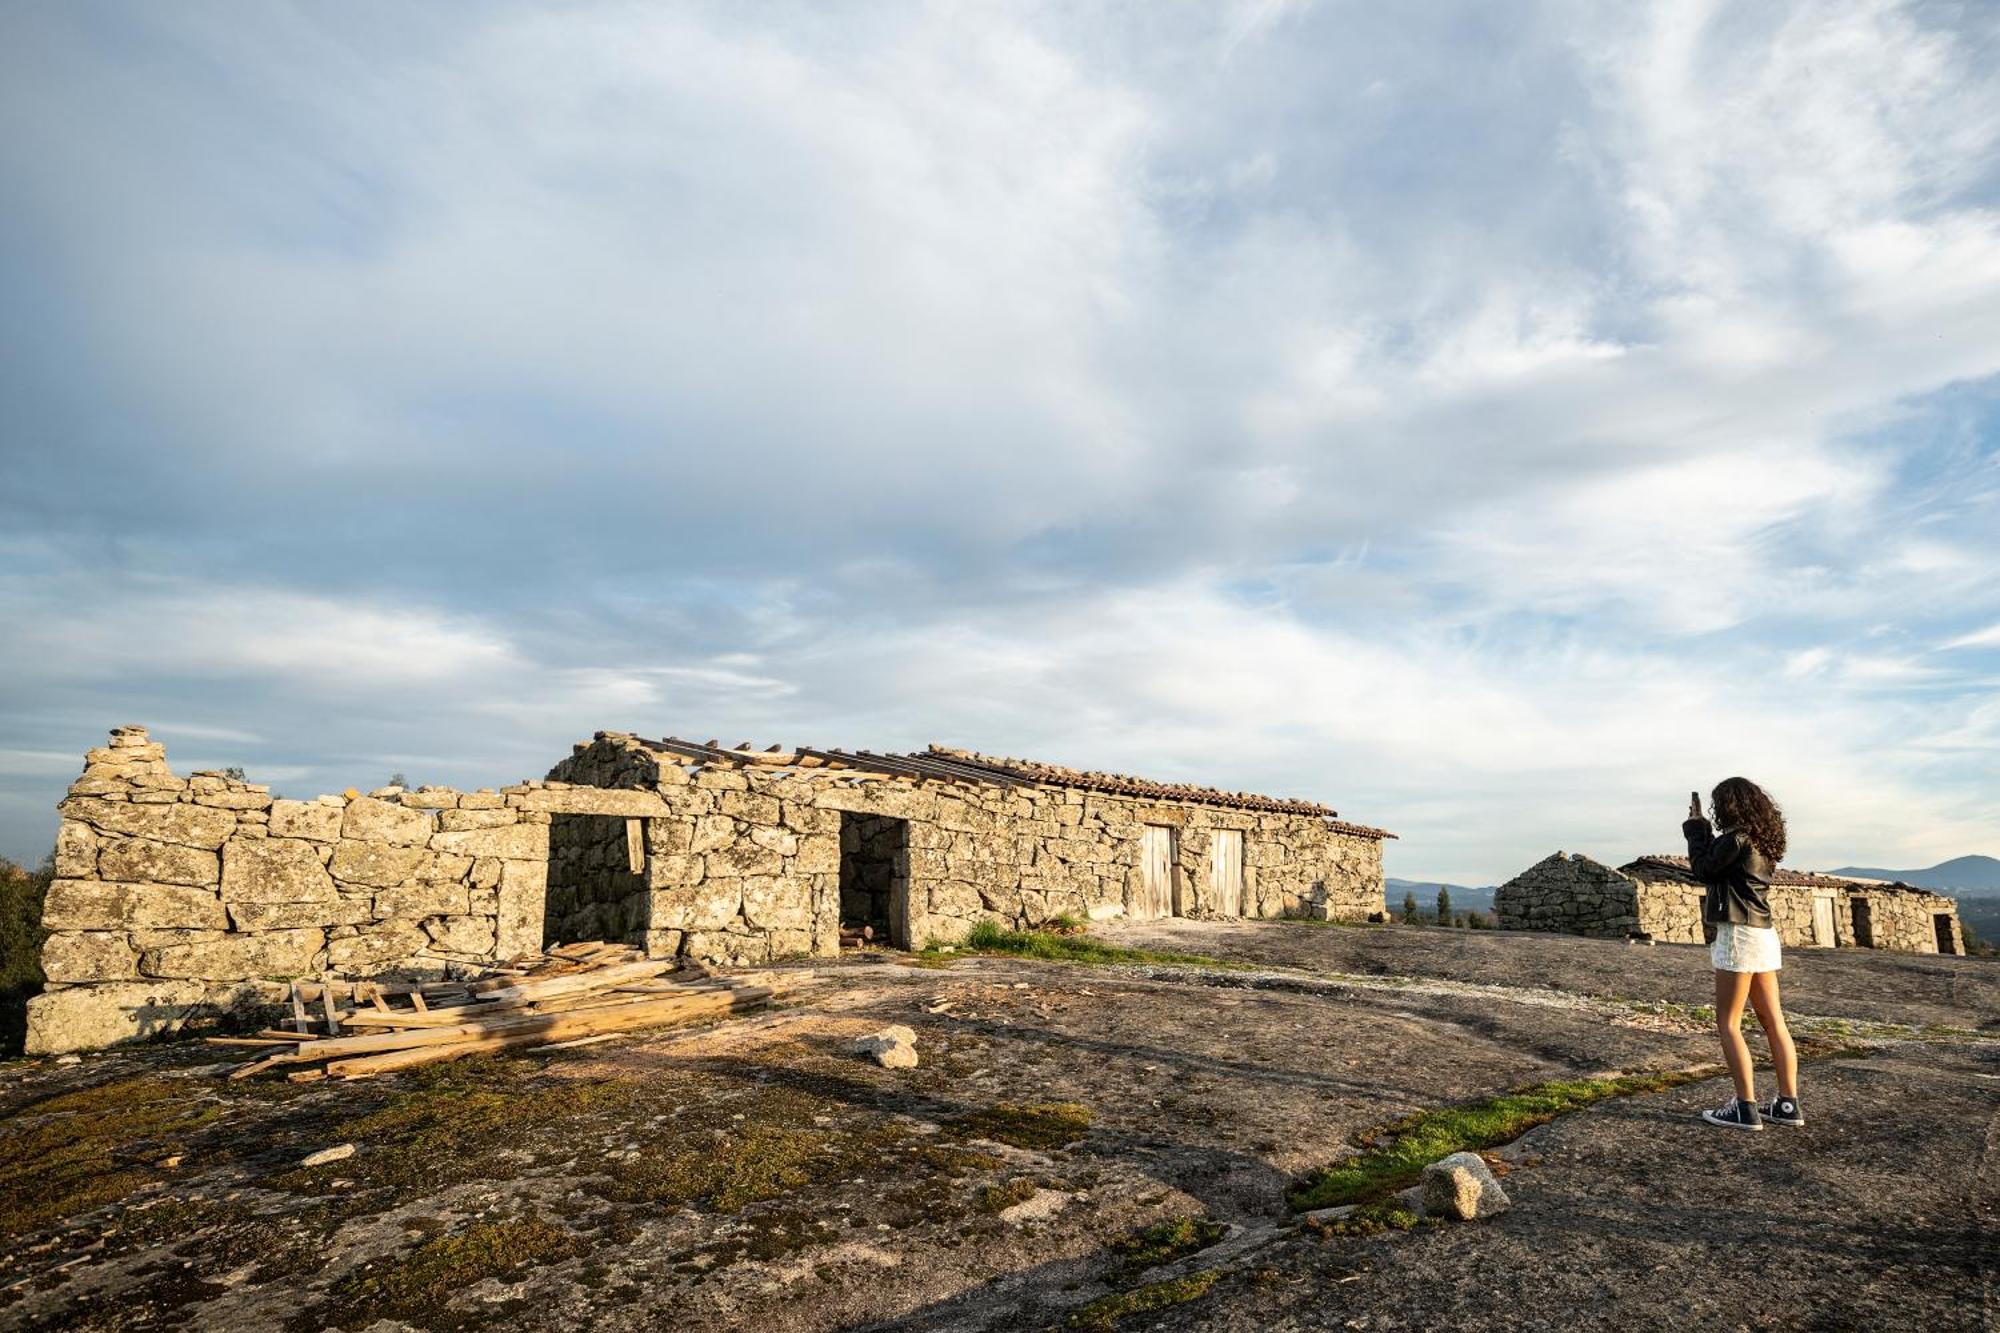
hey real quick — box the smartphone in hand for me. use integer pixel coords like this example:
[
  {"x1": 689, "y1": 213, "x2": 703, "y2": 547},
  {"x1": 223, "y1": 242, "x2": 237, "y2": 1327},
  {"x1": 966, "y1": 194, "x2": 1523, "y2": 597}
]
[{"x1": 1688, "y1": 790, "x2": 1702, "y2": 820}]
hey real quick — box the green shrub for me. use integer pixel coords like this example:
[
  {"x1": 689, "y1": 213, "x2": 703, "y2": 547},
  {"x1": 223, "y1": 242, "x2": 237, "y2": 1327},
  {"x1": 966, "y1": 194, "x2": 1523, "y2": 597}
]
[{"x1": 0, "y1": 853, "x2": 53, "y2": 1057}]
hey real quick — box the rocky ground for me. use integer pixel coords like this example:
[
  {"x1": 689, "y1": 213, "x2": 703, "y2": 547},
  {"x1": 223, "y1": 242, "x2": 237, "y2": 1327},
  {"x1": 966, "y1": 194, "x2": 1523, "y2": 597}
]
[{"x1": 0, "y1": 921, "x2": 1992, "y2": 1332}]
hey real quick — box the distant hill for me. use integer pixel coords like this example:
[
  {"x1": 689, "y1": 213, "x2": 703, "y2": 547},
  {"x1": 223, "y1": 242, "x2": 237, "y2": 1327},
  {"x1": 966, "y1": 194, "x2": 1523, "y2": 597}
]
[
  {"x1": 1827, "y1": 855, "x2": 2000, "y2": 893},
  {"x1": 1387, "y1": 878, "x2": 1495, "y2": 911}
]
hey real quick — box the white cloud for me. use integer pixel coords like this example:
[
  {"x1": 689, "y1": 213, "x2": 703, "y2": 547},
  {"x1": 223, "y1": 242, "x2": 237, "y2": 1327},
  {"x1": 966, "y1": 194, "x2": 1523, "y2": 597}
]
[
  {"x1": 1, "y1": 2, "x2": 1997, "y2": 880},
  {"x1": 1939, "y1": 624, "x2": 2000, "y2": 651}
]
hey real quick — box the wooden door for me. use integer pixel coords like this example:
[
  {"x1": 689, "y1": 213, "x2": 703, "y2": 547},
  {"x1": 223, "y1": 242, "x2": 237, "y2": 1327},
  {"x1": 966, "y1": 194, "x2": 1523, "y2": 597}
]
[
  {"x1": 1140, "y1": 825, "x2": 1176, "y2": 919},
  {"x1": 1211, "y1": 830, "x2": 1244, "y2": 917},
  {"x1": 1811, "y1": 896, "x2": 1836, "y2": 947}
]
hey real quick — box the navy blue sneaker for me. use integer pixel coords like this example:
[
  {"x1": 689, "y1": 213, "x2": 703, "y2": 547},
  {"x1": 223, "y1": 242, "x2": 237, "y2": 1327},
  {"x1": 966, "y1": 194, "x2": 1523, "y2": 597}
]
[
  {"x1": 1700, "y1": 1097, "x2": 1764, "y2": 1131},
  {"x1": 1764, "y1": 1096, "x2": 1805, "y2": 1128}
]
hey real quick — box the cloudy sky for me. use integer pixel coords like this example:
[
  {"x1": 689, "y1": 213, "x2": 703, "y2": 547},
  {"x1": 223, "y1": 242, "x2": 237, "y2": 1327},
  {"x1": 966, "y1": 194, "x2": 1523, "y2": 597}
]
[{"x1": 2, "y1": 1, "x2": 1997, "y2": 884}]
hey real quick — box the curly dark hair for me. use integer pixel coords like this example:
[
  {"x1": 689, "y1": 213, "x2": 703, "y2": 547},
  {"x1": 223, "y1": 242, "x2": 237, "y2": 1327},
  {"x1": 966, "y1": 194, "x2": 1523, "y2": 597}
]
[{"x1": 1711, "y1": 777, "x2": 1786, "y2": 863}]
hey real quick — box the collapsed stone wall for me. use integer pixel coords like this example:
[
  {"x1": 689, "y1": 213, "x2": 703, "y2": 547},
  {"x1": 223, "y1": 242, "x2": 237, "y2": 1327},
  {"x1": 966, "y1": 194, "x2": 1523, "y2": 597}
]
[
  {"x1": 1493, "y1": 853, "x2": 1641, "y2": 937},
  {"x1": 28, "y1": 727, "x2": 666, "y2": 1053},
  {"x1": 551, "y1": 735, "x2": 1388, "y2": 966}
]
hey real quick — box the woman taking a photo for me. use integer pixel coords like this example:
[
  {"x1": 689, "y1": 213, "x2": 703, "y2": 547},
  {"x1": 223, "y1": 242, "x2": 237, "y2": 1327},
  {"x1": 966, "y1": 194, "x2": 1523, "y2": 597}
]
[{"x1": 1685, "y1": 778, "x2": 1803, "y2": 1132}]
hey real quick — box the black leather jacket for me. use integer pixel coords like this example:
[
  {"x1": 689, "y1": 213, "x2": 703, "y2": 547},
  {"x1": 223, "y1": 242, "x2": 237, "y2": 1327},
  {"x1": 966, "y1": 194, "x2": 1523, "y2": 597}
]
[{"x1": 1683, "y1": 818, "x2": 1774, "y2": 928}]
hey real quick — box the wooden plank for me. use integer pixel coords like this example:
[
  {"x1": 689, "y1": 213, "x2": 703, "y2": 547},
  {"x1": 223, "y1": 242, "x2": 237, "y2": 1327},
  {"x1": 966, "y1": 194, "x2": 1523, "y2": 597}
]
[
  {"x1": 321, "y1": 982, "x2": 342, "y2": 1037},
  {"x1": 468, "y1": 959, "x2": 673, "y2": 1007},
  {"x1": 323, "y1": 988, "x2": 771, "y2": 1078},
  {"x1": 323, "y1": 1009, "x2": 475, "y2": 1028},
  {"x1": 241, "y1": 987, "x2": 770, "y2": 1069},
  {"x1": 289, "y1": 983, "x2": 312, "y2": 1035},
  {"x1": 627, "y1": 817, "x2": 646, "y2": 875},
  {"x1": 227, "y1": 1049, "x2": 303, "y2": 1080}
]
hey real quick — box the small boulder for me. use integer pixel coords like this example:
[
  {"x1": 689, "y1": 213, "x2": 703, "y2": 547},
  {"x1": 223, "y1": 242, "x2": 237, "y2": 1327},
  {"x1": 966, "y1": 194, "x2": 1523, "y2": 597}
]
[
  {"x1": 300, "y1": 1143, "x2": 357, "y2": 1168},
  {"x1": 1421, "y1": 1151, "x2": 1509, "y2": 1221},
  {"x1": 854, "y1": 1024, "x2": 919, "y2": 1069}
]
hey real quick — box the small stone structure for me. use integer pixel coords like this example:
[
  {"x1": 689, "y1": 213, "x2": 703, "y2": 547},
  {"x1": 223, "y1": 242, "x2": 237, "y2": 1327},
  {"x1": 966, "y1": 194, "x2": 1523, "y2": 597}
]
[
  {"x1": 27, "y1": 726, "x2": 1393, "y2": 1052},
  {"x1": 1494, "y1": 850, "x2": 1964, "y2": 954}
]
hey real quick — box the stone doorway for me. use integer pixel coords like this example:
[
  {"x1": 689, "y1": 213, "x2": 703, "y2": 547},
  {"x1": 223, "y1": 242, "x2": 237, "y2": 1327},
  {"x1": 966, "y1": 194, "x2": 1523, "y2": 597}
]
[
  {"x1": 840, "y1": 812, "x2": 910, "y2": 948},
  {"x1": 545, "y1": 814, "x2": 647, "y2": 948},
  {"x1": 1934, "y1": 913, "x2": 1958, "y2": 955},
  {"x1": 1850, "y1": 897, "x2": 1874, "y2": 948}
]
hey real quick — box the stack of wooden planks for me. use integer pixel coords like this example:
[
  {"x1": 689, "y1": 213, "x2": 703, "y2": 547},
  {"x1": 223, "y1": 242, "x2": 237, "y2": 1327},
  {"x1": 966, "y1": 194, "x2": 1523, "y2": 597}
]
[{"x1": 211, "y1": 941, "x2": 795, "y2": 1082}]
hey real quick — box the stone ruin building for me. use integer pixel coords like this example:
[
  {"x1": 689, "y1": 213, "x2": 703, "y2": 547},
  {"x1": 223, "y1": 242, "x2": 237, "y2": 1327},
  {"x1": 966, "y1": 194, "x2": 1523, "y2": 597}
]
[
  {"x1": 26, "y1": 726, "x2": 1394, "y2": 1052},
  {"x1": 1494, "y1": 850, "x2": 1964, "y2": 954}
]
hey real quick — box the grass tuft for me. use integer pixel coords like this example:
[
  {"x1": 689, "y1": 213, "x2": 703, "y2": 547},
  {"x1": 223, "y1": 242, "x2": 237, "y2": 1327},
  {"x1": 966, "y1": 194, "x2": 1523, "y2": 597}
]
[
  {"x1": 1305, "y1": 1200, "x2": 1431, "y2": 1237},
  {"x1": 1067, "y1": 1271, "x2": 1222, "y2": 1330},
  {"x1": 1108, "y1": 1214, "x2": 1226, "y2": 1271},
  {"x1": 922, "y1": 921, "x2": 1240, "y2": 970},
  {"x1": 975, "y1": 1178, "x2": 1041, "y2": 1213},
  {"x1": 1288, "y1": 1068, "x2": 1715, "y2": 1212}
]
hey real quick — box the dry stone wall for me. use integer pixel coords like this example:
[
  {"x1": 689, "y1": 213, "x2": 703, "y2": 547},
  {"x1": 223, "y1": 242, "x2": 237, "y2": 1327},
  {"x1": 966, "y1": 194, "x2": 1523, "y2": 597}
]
[
  {"x1": 551, "y1": 734, "x2": 1388, "y2": 966},
  {"x1": 545, "y1": 814, "x2": 649, "y2": 946},
  {"x1": 27, "y1": 728, "x2": 671, "y2": 1053},
  {"x1": 1499, "y1": 849, "x2": 1964, "y2": 954},
  {"x1": 32, "y1": 726, "x2": 1388, "y2": 1051},
  {"x1": 1631, "y1": 881, "x2": 1707, "y2": 944},
  {"x1": 1493, "y1": 853, "x2": 1641, "y2": 937},
  {"x1": 1853, "y1": 886, "x2": 1963, "y2": 953}
]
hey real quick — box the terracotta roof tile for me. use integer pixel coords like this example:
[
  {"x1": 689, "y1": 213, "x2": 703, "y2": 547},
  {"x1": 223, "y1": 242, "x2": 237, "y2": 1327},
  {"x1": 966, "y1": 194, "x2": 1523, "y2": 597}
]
[
  {"x1": 1623, "y1": 855, "x2": 1925, "y2": 892},
  {"x1": 919, "y1": 745, "x2": 1396, "y2": 838}
]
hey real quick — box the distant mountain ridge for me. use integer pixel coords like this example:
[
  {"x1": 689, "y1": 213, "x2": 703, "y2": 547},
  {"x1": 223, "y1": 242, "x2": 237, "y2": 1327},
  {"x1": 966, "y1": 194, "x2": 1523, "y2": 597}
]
[
  {"x1": 1387, "y1": 877, "x2": 1496, "y2": 910},
  {"x1": 1825, "y1": 855, "x2": 2000, "y2": 893}
]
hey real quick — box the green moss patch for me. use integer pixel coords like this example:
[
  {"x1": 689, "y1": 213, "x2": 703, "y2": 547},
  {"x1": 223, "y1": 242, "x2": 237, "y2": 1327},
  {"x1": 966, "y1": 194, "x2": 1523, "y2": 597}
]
[
  {"x1": 1067, "y1": 1271, "x2": 1222, "y2": 1330},
  {"x1": 1305, "y1": 1200, "x2": 1431, "y2": 1238},
  {"x1": 311, "y1": 1215, "x2": 577, "y2": 1332},
  {"x1": 608, "y1": 1120, "x2": 847, "y2": 1211},
  {"x1": 975, "y1": 1178, "x2": 1040, "y2": 1213},
  {"x1": 600, "y1": 1086, "x2": 913, "y2": 1213},
  {"x1": 0, "y1": 1075, "x2": 227, "y2": 1239},
  {"x1": 1288, "y1": 1068, "x2": 1714, "y2": 1212},
  {"x1": 919, "y1": 922, "x2": 1240, "y2": 970},
  {"x1": 1108, "y1": 1214, "x2": 1226, "y2": 1271},
  {"x1": 948, "y1": 1100, "x2": 1094, "y2": 1150}
]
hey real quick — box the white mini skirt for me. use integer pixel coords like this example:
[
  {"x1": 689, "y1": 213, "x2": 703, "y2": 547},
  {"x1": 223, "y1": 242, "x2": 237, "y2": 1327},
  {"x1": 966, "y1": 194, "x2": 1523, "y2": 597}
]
[{"x1": 1711, "y1": 923, "x2": 1782, "y2": 974}]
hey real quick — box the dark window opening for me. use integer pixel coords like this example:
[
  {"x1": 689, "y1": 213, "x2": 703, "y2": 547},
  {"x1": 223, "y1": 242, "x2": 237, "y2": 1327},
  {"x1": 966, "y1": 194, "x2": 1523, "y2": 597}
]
[
  {"x1": 840, "y1": 812, "x2": 909, "y2": 948},
  {"x1": 1849, "y1": 897, "x2": 1873, "y2": 949}
]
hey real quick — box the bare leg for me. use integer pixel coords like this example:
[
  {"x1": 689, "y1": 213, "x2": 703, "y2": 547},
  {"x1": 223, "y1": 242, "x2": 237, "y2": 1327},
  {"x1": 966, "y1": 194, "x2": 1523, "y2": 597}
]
[
  {"x1": 1747, "y1": 971, "x2": 1798, "y2": 1099},
  {"x1": 1714, "y1": 969, "x2": 1756, "y2": 1101}
]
